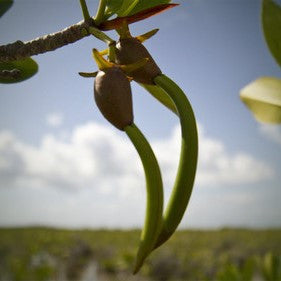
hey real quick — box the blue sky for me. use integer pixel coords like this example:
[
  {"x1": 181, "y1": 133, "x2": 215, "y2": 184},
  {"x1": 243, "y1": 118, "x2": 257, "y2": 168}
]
[{"x1": 0, "y1": 0, "x2": 280, "y2": 229}]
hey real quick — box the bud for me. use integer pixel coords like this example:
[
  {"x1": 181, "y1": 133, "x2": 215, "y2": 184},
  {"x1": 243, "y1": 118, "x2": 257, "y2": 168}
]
[
  {"x1": 115, "y1": 38, "x2": 161, "y2": 85},
  {"x1": 94, "y1": 67, "x2": 133, "y2": 130}
]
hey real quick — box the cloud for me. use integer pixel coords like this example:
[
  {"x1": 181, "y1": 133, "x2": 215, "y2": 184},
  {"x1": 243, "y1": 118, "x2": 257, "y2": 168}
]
[
  {"x1": 259, "y1": 124, "x2": 281, "y2": 146},
  {"x1": 197, "y1": 125, "x2": 273, "y2": 185},
  {"x1": 0, "y1": 122, "x2": 273, "y2": 193},
  {"x1": 46, "y1": 112, "x2": 64, "y2": 128},
  {"x1": 152, "y1": 125, "x2": 273, "y2": 188},
  {"x1": 0, "y1": 122, "x2": 277, "y2": 228}
]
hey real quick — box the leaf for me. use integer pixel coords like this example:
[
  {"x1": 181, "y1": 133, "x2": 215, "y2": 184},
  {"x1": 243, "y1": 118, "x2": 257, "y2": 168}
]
[
  {"x1": 117, "y1": 0, "x2": 140, "y2": 17},
  {"x1": 105, "y1": 0, "x2": 171, "y2": 18},
  {"x1": 0, "y1": 0, "x2": 13, "y2": 17},
  {"x1": 240, "y1": 77, "x2": 281, "y2": 124},
  {"x1": 262, "y1": 0, "x2": 281, "y2": 68},
  {"x1": 128, "y1": 0, "x2": 171, "y2": 16},
  {"x1": 100, "y1": 4, "x2": 178, "y2": 31},
  {"x1": 106, "y1": 0, "x2": 123, "y2": 16},
  {"x1": 0, "y1": 57, "x2": 38, "y2": 84}
]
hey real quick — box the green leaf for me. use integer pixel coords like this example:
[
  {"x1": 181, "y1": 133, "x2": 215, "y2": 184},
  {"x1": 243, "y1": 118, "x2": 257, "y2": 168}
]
[
  {"x1": 262, "y1": 0, "x2": 281, "y2": 68},
  {"x1": 0, "y1": 57, "x2": 38, "y2": 84},
  {"x1": 240, "y1": 77, "x2": 281, "y2": 124},
  {"x1": 106, "y1": 0, "x2": 123, "y2": 16},
  {"x1": 106, "y1": 0, "x2": 171, "y2": 18},
  {"x1": 129, "y1": 0, "x2": 171, "y2": 16},
  {"x1": 0, "y1": 0, "x2": 13, "y2": 17},
  {"x1": 117, "y1": 0, "x2": 140, "y2": 17}
]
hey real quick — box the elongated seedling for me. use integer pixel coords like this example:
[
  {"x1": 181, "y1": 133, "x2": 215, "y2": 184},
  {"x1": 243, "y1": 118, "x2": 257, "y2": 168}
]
[
  {"x1": 153, "y1": 74, "x2": 198, "y2": 249},
  {"x1": 92, "y1": 49, "x2": 163, "y2": 273},
  {"x1": 125, "y1": 123, "x2": 163, "y2": 274}
]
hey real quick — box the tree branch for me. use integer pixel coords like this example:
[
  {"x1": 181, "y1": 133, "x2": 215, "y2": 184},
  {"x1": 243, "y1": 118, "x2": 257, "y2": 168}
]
[
  {"x1": 0, "y1": 19, "x2": 95, "y2": 62},
  {"x1": 0, "y1": 4, "x2": 179, "y2": 63}
]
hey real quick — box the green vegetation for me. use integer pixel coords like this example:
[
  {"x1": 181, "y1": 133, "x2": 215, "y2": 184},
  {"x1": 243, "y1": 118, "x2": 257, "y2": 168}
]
[{"x1": 0, "y1": 227, "x2": 280, "y2": 281}]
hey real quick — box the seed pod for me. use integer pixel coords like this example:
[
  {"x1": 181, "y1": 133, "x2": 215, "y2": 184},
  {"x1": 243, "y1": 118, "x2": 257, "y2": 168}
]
[
  {"x1": 153, "y1": 74, "x2": 198, "y2": 250},
  {"x1": 115, "y1": 37, "x2": 161, "y2": 85},
  {"x1": 94, "y1": 67, "x2": 133, "y2": 130}
]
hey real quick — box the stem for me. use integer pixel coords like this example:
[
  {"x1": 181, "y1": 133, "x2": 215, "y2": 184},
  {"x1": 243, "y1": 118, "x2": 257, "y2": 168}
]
[
  {"x1": 79, "y1": 0, "x2": 91, "y2": 21},
  {"x1": 0, "y1": 4, "x2": 178, "y2": 62},
  {"x1": 153, "y1": 74, "x2": 198, "y2": 249},
  {"x1": 0, "y1": 20, "x2": 92, "y2": 62},
  {"x1": 125, "y1": 123, "x2": 164, "y2": 274},
  {"x1": 108, "y1": 43, "x2": 116, "y2": 63},
  {"x1": 88, "y1": 26, "x2": 114, "y2": 44},
  {"x1": 140, "y1": 83, "x2": 177, "y2": 114},
  {"x1": 94, "y1": 0, "x2": 107, "y2": 25}
]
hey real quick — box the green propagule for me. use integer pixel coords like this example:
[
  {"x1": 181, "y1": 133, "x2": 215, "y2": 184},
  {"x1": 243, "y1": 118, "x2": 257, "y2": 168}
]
[{"x1": 80, "y1": 0, "x2": 199, "y2": 274}]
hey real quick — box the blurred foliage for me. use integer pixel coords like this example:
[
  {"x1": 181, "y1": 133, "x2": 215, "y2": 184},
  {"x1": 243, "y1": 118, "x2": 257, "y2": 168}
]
[
  {"x1": 0, "y1": 0, "x2": 13, "y2": 17},
  {"x1": 262, "y1": 0, "x2": 281, "y2": 68},
  {"x1": 216, "y1": 257, "x2": 256, "y2": 281},
  {"x1": 261, "y1": 252, "x2": 281, "y2": 281},
  {"x1": 239, "y1": 0, "x2": 281, "y2": 124},
  {"x1": 0, "y1": 58, "x2": 38, "y2": 84},
  {"x1": 240, "y1": 77, "x2": 281, "y2": 124},
  {"x1": 0, "y1": 227, "x2": 280, "y2": 281}
]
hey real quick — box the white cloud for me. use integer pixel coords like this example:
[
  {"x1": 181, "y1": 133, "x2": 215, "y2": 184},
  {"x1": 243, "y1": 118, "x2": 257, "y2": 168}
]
[
  {"x1": 152, "y1": 125, "x2": 273, "y2": 188},
  {"x1": 197, "y1": 125, "x2": 273, "y2": 185},
  {"x1": 259, "y1": 124, "x2": 281, "y2": 146},
  {"x1": 0, "y1": 122, "x2": 277, "y2": 228},
  {"x1": 46, "y1": 112, "x2": 64, "y2": 128},
  {"x1": 0, "y1": 122, "x2": 273, "y2": 192}
]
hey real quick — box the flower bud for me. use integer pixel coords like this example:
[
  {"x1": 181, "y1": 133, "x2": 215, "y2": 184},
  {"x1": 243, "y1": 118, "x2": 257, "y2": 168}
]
[
  {"x1": 115, "y1": 38, "x2": 161, "y2": 85},
  {"x1": 94, "y1": 67, "x2": 133, "y2": 130}
]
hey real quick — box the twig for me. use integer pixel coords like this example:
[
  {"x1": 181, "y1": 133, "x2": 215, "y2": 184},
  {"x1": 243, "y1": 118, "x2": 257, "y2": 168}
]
[
  {"x1": 0, "y1": 19, "x2": 95, "y2": 62},
  {"x1": 0, "y1": 4, "x2": 178, "y2": 63}
]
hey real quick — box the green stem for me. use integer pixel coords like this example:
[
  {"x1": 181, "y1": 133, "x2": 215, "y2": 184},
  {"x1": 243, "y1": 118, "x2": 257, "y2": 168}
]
[
  {"x1": 125, "y1": 123, "x2": 164, "y2": 274},
  {"x1": 140, "y1": 83, "x2": 178, "y2": 114},
  {"x1": 153, "y1": 74, "x2": 198, "y2": 249},
  {"x1": 79, "y1": 0, "x2": 91, "y2": 21},
  {"x1": 94, "y1": 0, "x2": 107, "y2": 25},
  {"x1": 108, "y1": 43, "x2": 116, "y2": 63},
  {"x1": 88, "y1": 26, "x2": 114, "y2": 44}
]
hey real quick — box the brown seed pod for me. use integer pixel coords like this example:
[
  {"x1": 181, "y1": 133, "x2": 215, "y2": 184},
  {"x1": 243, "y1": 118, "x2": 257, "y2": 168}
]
[
  {"x1": 115, "y1": 37, "x2": 161, "y2": 85},
  {"x1": 94, "y1": 67, "x2": 133, "y2": 130}
]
